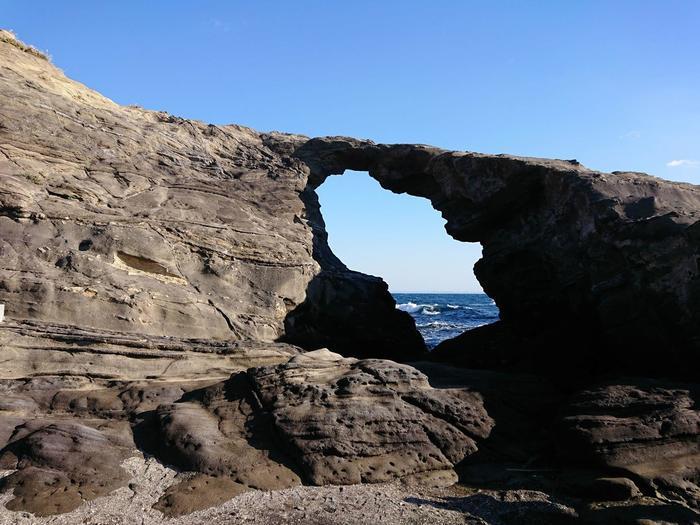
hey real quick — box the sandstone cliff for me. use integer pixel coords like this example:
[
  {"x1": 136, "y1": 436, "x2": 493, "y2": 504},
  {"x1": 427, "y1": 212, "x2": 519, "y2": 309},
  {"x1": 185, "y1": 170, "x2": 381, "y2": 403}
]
[
  {"x1": 0, "y1": 30, "x2": 423, "y2": 369},
  {"x1": 1, "y1": 31, "x2": 699, "y2": 524}
]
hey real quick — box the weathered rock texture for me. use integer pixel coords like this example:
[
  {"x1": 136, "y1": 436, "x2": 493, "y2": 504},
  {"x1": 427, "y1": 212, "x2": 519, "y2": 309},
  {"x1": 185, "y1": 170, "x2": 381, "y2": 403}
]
[
  {"x1": 0, "y1": 420, "x2": 133, "y2": 516},
  {"x1": 286, "y1": 137, "x2": 700, "y2": 378},
  {"x1": 561, "y1": 380, "x2": 700, "y2": 510},
  {"x1": 2, "y1": 30, "x2": 700, "y2": 523},
  {"x1": 251, "y1": 350, "x2": 492, "y2": 485},
  {"x1": 0, "y1": 29, "x2": 423, "y2": 365},
  {"x1": 150, "y1": 350, "x2": 493, "y2": 491},
  {"x1": 0, "y1": 349, "x2": 494, "y2": 516}
]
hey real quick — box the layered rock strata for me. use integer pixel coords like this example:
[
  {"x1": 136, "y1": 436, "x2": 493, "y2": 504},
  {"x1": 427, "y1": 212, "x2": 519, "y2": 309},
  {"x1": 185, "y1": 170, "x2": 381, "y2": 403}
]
[
  {"x1": 0, "y1": 29, "x2": 423, "y2": 363},
  {"x1": 561, "y1": 380, "x2": 700, "y2": 510},
  {"x1": 1, "y1": 30, "x2": 700, "y2": 523}
]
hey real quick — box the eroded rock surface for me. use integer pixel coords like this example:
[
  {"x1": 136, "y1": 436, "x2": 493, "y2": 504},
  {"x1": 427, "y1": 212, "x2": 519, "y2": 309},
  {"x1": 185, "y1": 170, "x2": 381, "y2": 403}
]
[
  {"x1": 286, "y1": 137, "x2": 700, "y2": 378},
  {"x1": 151, "y1": 350, "x2": 493, "y2": 493},
  {"x1": 150, "y1": 373, "x2": 303, "y2": 491},
  {"x1": 0, "y1": 420, "x2": 133, "y2": 515},
  {"x1": 561, "y1": 380, "x2": 700, "y2": 510},
  {"x1": 0, "y1": 348, "x2": 496, "y2": 516},
  {"x1": 153, "y1": 474, "x2": 250, "y2": 518},
  {"x1": 251, "y1": 350, "x2": 493, "y2": 485}
]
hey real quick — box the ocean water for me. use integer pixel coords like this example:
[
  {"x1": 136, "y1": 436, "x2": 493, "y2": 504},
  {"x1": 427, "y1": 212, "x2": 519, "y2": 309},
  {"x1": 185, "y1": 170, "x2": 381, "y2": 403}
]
[{"x1": 392, "y1": 293, "x2": 499, "y2": 349}]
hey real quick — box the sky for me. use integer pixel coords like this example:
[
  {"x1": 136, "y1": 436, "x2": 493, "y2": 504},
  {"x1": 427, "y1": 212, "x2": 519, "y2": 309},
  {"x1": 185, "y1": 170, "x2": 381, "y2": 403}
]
[{"x1": 2, "y1": 1, "x2": 699, "y2": 292}]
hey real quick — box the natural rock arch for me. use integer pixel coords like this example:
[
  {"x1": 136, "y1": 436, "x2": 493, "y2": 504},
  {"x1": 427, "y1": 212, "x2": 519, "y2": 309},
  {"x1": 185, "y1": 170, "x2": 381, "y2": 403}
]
[
  {"x1": 1, "y1": 33, "x2": 699, "y2": 520},
  {"x1": 2, "y1": 28, "x2": 698, "y2": 381},
  {"x1": 269, "y1": 135, "x2": 700, "y2": 379}
]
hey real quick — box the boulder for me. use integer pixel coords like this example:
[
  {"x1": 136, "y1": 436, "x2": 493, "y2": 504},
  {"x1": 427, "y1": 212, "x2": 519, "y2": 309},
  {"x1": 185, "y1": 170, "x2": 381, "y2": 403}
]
[
  {"x1": 0, "y1": 420, "x2": 134, "y2": 515},
  {"x1": 153, "y1": 474, "x2": 250, "y2": 517},
  {"x1": 151, "y1": 350, "x2": 493, "y2": 488},
  {"x1": 560, "y1": 380, "x2": 700, "y2": 509}
]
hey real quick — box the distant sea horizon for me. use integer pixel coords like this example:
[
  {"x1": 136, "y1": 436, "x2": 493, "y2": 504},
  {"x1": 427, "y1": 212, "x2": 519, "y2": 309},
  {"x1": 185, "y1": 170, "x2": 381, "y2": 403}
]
[
  {"x1": 391, "y1": 292, "x2": 499, "y2": 349},
  {"x1": 391, "y1": 291, "x2": 484, "y2": 294}
]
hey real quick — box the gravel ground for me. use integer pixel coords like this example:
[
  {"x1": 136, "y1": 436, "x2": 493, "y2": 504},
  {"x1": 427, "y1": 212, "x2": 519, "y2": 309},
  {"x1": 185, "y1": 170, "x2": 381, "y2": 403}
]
[{"x1": 0, "y1": 456, "x2": 578, "y2": 525}]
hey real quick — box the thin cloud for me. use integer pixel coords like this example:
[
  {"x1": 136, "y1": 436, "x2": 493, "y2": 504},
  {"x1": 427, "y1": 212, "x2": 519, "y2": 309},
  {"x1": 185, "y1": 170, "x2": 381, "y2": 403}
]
[
  {"x1": 667, "y1": 159, "x2": 700, "y2": 168},
  {"x1": 210, "y1": 19, "x2": 230, "y2": 32},
  {"x1": 620, "y1": 130, "x2": 641, "y2": 139}
]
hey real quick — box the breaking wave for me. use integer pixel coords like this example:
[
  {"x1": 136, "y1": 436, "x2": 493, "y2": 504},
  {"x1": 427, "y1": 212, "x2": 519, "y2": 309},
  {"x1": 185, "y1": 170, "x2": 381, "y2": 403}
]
[{"x1": 393, "y1": 293, "x2": 499, "y2": 349}]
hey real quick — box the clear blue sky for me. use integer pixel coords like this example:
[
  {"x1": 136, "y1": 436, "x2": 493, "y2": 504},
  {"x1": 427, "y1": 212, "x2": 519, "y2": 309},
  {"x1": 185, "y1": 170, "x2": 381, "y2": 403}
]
[{"x1": 3, "y1": 1, "x2": 699, "y2": 292}]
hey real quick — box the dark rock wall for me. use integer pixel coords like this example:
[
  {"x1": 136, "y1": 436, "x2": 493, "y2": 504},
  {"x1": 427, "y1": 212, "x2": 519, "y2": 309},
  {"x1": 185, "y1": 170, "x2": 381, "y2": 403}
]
[{"x1": 289, "y1": 137, "x2": 700, "y2": 379}]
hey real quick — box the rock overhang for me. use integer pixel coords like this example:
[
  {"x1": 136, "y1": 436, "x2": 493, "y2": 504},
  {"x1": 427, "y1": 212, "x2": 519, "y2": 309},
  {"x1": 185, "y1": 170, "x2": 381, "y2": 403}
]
[{"x1": 282, "y1": 136, "x2": 700, "y2": 380}]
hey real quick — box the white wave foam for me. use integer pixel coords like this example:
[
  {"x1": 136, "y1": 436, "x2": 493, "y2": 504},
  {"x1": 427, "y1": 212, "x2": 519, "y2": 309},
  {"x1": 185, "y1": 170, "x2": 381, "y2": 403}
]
[
  {"x1": 447, "y1": 304, "x2": 476, "y2": 311},
  {"x1": 417, "y1": 320, "x2": 463, "y2": 329},
  {"x1": 396, "y1": 302, "x2": 422, "y2": 313},
  {"x1": 397, "y1": 302, "x2": 441, "y2": 314}
]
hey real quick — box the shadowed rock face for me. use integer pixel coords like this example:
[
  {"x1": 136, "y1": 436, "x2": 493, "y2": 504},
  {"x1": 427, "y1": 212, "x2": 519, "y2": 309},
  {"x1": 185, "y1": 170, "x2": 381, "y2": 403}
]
[
  {"x1": 285, "y1": 137, "x2": 700, "y2": 379},
  {"x1": 560, "y1": 380, "x2": 700, "y2": 510}
]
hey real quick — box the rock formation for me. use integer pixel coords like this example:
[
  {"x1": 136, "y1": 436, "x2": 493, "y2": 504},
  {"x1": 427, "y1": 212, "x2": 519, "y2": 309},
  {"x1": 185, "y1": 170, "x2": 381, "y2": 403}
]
[
  {"x1": 4, "y1": 27, "x2": 700, "y2": 378},
  {"x1": 1, "y1": 30, "x2": 699, "y2": 523},
  {"x1": 0, "y1": 29, "x2": 423, "y2": 364},
  {"x1": 149, "y1": 350, "x2": 492, "y2": 491},
  {"x1": 287, "y1": 137, "x2": 700, "y2": 379},
  {"x1": 561, "y1": 379, "x2": 700, "y2": 510}
]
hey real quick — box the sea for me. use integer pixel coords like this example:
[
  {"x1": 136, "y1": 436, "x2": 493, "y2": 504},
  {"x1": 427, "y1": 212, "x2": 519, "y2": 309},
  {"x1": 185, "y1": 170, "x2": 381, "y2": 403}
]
[{"x1": 392, "y1": 293, "x2": 499, "y2": 349}]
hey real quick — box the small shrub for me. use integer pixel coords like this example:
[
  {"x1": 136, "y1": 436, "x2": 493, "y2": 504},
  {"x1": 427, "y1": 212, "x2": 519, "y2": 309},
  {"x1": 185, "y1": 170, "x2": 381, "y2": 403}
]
[{"x1": 0, "y1": 30, "x2": 50, "y2": 61}]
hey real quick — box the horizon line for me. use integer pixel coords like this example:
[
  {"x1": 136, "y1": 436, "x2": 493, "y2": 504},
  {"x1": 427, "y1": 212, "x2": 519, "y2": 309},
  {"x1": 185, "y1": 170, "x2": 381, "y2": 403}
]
[{"x1": 390, "y1": 290, "x2": 486, "y2": 294}]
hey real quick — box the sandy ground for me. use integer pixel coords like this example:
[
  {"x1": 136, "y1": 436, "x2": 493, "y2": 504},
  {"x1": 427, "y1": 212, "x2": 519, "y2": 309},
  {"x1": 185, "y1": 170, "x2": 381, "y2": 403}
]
[{"x1": 0, "y1": 456, "x2": 577, "y2": 525}]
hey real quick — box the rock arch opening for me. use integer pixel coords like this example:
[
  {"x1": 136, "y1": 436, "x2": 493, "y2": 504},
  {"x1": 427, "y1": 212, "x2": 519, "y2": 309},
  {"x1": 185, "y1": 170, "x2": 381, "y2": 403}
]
[
  {"x1": 316, "y1": 170, "x2": 499, "y2": 349},
  {"x1": 274, "y1": 135, "x2": 700, "y2": 379}
]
